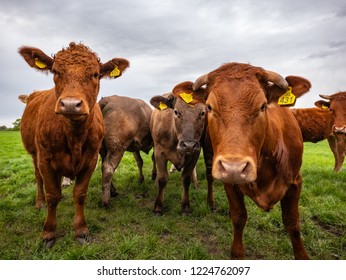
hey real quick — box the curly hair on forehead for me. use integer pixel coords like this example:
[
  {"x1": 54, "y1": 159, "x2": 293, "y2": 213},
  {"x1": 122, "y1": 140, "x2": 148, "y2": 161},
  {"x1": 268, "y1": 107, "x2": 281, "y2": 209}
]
[{"x1": 53, "y1": 42, "x2": 101, "y2": 63}]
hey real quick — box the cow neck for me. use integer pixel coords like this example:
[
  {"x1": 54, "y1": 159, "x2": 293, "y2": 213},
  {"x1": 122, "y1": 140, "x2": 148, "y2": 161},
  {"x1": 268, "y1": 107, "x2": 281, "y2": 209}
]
[{"x1": 62, "y1": 111, "x2": 94, "y2": 167}]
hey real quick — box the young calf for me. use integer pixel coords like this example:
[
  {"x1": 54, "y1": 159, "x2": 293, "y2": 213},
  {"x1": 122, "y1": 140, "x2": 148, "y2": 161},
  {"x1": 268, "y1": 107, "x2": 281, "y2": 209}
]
[{"x1": 150, "y1": 81, "x2": 207, "y2": 215}]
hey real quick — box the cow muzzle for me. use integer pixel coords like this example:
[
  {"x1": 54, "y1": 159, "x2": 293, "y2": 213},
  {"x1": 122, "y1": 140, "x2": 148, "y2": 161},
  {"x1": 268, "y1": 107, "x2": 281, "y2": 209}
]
[
  {"x1": 177, "y1": 140, "x2": 200, "y2": 153},
  {"x1": 55, "y1": 97, "x2": 89, "y2": 117},
  {"x1": 333, "y1": 125, "x2": 346, "y2": 134},
  {"x1": 213, "y1": 156, "x2": 257, "y2": 184}
]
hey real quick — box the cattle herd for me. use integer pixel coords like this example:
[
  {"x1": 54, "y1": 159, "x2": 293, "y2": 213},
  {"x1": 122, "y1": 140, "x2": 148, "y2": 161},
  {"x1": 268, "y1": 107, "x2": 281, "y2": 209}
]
[{"x1": 17, "y1": 42, "x2": 345, "y2": 259}]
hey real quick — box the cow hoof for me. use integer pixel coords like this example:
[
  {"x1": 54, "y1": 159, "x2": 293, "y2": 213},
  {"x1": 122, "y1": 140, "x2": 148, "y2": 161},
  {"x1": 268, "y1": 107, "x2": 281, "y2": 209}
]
[
  {"x1": 181, "y1": 209, "x2": 191, "y2": 216},
  {"x1": 110, "y1": 190, "x2": 119, "y2": 197},
  {"x1": 43, "y1": 238, "x2": 56, "y2": 249},
  {"x1": 110, "y1": 186, "x2": 118, "y2": 197},
  {"x1": 153, "y1": 210, "x2": 163, "y2": 216},
  {"x1": 151, "y1": 173, "x2": 157, "y2": 181},
  {"x1": 101, "y1": 201, "x2": 110, "y2": 209},
  {"x1": 75, "y1": 235, "x2": 90, "y2": 246},
  {"x1": 138, "y1": 176, "x2": 144, "y2": 184},
  {"x1": 35, "y1": 202, "x2": 46, "y2": 210}
]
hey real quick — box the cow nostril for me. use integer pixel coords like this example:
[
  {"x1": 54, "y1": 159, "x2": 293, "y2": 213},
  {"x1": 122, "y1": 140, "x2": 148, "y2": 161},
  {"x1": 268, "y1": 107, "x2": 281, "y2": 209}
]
[
  {"x1": 76, "y1": 101, "x2": 82, "y2": 109},
  {"x1": 180, "y1": 141, "x2": 186, "y2": 148},
  {"x1": 60, "y1": 100, "x2": 66, "y2": 108},
  {"x1": 241, "y1": 161, "x2": 250, "y2": 178}
]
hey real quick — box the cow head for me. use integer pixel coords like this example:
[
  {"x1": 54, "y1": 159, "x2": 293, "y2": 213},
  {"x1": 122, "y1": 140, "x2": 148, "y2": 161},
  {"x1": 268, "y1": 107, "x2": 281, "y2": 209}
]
[
  {"x1": 18, "y1": 42, "x2": 129, "y2": 122},
  {"x1": 150, "y1": 81, "x2": 207, "y2": 154},
  {"x1": 193, "y1": 63, "x2": 311, "y2": 184},
  {"x1": 315, "y1": 92, "x2": 346, "y2": 135}
]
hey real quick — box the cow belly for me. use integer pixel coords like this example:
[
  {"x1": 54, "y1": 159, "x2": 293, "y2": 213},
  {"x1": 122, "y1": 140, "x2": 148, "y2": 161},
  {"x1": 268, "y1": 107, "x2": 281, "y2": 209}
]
[{"x1": 239, "y1": 181, "x2": 288, "y2": 211}]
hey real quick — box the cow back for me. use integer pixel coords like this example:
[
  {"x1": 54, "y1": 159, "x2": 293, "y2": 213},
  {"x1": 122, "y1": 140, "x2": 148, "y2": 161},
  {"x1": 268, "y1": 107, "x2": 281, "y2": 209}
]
[
  {"x1": 291, "y1": 108, "x2": 333, "y2": 142},
  {"x1": 100, "y1": 95, "x2": 153, "y2": 153}
]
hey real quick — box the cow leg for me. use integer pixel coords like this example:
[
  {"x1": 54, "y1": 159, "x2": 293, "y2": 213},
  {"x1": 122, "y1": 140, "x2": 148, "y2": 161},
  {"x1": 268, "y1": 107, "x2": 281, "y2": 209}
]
[
  {"x1": 327, "y1": 136, "x2": 340, "y2": 172},
  {"x1": 41, "y1": 172, "x2": 62, "y2": 248},
  {"x1": 73, "y1": 164, "x2": 97, "y2": 245},
  {"x1": 280, "y1": 176, "x2": 309, "y2": 260},
  {"x1": 202, "y1": 131, "x2": 215, "y2": 211},
  {"x1": 101, "y1": 150, "x2": 124, "y2": 208},
  {"x1": 181, "y1": 167, "x2": 192, "y2": 215},
  {"x1": 334, "y1": 135, "x2": 345, "y2": 172},
  {"x1": 32, "y1": 155, "x2": 45, "y2": 209},
  {"x1": 132, "y1": 150, "x2": 144, "y2": 183},
  {"x1": 151, "y1": 152, "x2": 157, "y2": 180},
  {"x1": 153, "y1": 156, "x2": 168, "y2": 215},
  {"x1": 191, "y1": 166, "x2": 198, "y2": 189},
  {"x1": 224, "y1": 183, "x2": 247, "y2": 259}
]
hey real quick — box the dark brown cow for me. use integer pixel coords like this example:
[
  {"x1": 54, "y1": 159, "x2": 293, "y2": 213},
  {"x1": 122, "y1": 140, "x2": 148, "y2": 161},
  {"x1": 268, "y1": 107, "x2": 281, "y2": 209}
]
[
  {"x1": 291, "y1": 107, "x2": 344, "y2": 171},
  {"x1": 98, "y1": 95, "x2": 153, "y2": 207},
  {"x1": 19, "y1": 42, "x2": 129, "y2": 247},
  {"x1": 315, "y1": 92, "x2": 346, "y2": 171},
  {"x1": 193, "y1": 62, "x2": 311, "y2": 259},
  {"x1": 150, "y1": 81, "x2": 208, "y2": 215}
]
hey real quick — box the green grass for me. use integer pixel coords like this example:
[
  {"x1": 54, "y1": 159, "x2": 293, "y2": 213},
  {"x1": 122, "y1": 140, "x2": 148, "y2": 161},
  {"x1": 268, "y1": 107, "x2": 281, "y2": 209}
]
[{"x1": 0, "y1": 131, "x2": 345, "y2": 260}]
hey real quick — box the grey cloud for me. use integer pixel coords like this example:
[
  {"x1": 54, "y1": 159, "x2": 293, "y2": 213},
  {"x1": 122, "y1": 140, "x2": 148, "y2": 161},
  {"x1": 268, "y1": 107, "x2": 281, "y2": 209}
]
[
  {"x1": 336, "y1": 5, "x2": 346, "y2": 17},
  {"x1": 1, "y1": 0, "x2": 346, "y2": 127}
]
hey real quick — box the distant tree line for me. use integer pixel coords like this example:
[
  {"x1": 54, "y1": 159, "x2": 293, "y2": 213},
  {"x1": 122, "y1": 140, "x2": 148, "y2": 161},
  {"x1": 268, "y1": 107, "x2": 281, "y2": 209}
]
[{"x1": 0, "y1": 119, "x2": 21, "y2": 131}]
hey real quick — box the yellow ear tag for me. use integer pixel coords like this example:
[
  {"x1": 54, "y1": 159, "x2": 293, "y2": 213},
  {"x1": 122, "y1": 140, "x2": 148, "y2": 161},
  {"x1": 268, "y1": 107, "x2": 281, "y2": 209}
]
[
  {"x1": 159, "y1": 102, "x2": 168, "y2": 110},
  {"x1": 321, "y1": 104, "x2": 329, "y2": 109},
  {"x1": 35, "y1": 58, "x2": 47, "y2": 69},
  {"x1": 278, "y1": 87, "x2": 296, "y2": 106},
  {"x1": 110, "y1": 65, "x2": 120, "y2": 77},
  {"x1": 180, "y1": 92, "x2": 193, "y2": 104}
]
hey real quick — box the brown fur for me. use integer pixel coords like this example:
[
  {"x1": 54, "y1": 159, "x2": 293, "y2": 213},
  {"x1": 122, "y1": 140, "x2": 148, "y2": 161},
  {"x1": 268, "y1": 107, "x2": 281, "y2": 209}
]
[
  {"x1": 193, "y1": 62, "x2": 310, "y2": 259},
  {"x1": 98, "y1": 95, "x2": 153, "y2": 207},
  {"x1": 150, "y1": 81, "x2": 210, "y2": 215},
  {"x1": 314, "y1": 91, "x2": 346, "y2": 171},
  {"x1": 18, "y1": 42, "x2": 129, "y2": 247},
  {"x1": 291, "y1": 108, "x2": 333, "y2": 142}
]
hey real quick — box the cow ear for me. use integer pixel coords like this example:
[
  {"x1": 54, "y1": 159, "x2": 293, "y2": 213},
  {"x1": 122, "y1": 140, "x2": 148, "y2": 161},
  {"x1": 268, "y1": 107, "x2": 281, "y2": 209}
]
[
  {"x1": 100, "y1": 58, "x2": 130, "y2": 79},
  {"x1": 285, "y1": 76, "x2": 311, "y2": 98},
  {"x1": 265, "y1": 75, "x2": 311, "y2": 105},
  {"x1": 18, "y1": 46, "x2": 53, "y2": 72},
  {"x1": 150, "y1": 94, "x2": 175, "y2": 110},
  {"x1": 315, "y1": 100, "x2": 330, "y2": 109}
]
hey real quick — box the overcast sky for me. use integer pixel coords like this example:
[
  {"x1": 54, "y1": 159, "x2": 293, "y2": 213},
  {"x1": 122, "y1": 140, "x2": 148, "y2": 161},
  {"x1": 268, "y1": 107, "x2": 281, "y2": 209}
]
[{"x1": 1, "y1": 0, "x2": 345, "y2": 127}]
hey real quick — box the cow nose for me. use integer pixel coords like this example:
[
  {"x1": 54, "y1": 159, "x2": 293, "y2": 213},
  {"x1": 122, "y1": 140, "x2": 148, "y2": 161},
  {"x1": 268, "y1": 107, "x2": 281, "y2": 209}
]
[
  {"x1": 334, "y1": 125, "x2": 346, "y2": 134},
  {"x1": 59, "y1": 98, "x2": 82, "y2": 114},
  {"x1": 178, "y1": 140, "x2": 200, "y2": 152},
  {"x1": 215, "y1": 156, "x2": 256, "y2": 184}
]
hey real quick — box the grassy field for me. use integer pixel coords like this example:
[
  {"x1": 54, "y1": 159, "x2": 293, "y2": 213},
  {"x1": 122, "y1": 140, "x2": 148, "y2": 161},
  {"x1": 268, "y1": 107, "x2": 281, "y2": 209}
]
[{"x1": 0, "y1": 131, "x2": 345, "y2": 260}]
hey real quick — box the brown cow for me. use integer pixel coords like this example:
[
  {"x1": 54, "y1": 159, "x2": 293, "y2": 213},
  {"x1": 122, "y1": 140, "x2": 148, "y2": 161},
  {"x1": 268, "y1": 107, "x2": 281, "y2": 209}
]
[
  {"x1": 193, "y1": 62, "x2": 311, "y2": 259},
  {"x1": 291, "y1": 107, "x2": 344, "y2": 171},
  {"x1": 150, "y1": 81, "x2": 208, "y2": 215},
  {"x1": 19, "y1": 42, "x2": 129, "y2": 248},
  {"x1": 315, "y1": 92, "x2": 346, "y2": 171},
  {"x1": 98, "y1": 95, "x2": 153, "y2": 207}
]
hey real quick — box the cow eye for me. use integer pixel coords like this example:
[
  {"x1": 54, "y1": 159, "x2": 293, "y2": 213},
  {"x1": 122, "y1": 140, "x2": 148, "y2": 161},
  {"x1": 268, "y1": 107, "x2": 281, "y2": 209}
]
[
  {"x1": 93, "y1": 72, "x2": 99, "y2": 78},
  {"x1": 174, "y1": 109, "x2": 180, "y2": 117},
  {"x1": 260, "y1": 103, "x2": 267, "y2": 112},
  {"x1": 200, "y1": 111, "x2": 206, "y2": 117},
  {"x1": 206, "y1": 104, "x2": 212, "y2": 111}
]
